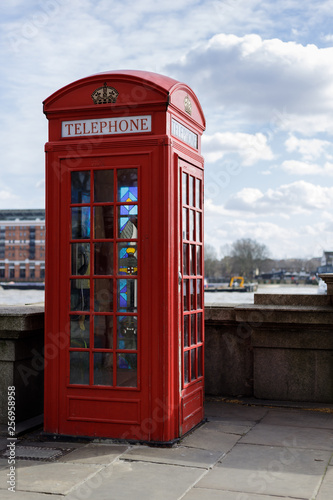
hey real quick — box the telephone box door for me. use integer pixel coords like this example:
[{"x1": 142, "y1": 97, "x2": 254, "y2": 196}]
[{"x1": 57, "y1": 153, "x2": 151, "y2": 439}]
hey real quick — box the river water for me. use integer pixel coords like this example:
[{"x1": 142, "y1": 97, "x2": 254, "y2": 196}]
[{"x1": 0, "y1": 284, "x2": 321, "y2": 307}]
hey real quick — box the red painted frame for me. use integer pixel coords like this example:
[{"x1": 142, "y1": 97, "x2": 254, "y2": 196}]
[{"x1": 44, "y1": 70, "x2": 205, "y2": 442}]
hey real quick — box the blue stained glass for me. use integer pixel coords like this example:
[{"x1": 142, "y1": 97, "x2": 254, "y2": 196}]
[
  {"x1": 119, "y1": 279, "x2": 127, "y2": 308},
  {"x1": 120, "y1": 187, "x2": 138, "y2": 203},
  {"x1": 118, "y1": 205, "x2": 138, "y2": 238}
]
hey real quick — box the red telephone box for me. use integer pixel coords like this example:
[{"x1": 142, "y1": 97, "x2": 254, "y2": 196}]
[{"x1": 43, "y1": 70, "x2": 205, "y2": 442}]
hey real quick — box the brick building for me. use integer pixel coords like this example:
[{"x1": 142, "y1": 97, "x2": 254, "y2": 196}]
[{"x1": 0, "y1": 209, "x2": 45, "y2": 282}]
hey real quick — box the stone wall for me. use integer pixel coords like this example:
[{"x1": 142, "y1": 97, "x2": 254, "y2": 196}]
[
  {"x1": 1, "y1": 294, "x2": 332, "y2": 425},
  {"x1": 205, "y1": 293, "x2": 333, "y2": 403}
]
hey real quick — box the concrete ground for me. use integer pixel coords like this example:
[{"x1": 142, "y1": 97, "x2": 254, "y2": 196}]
[{"x1": 0, "y1": 400, "x2": 332, "y2": 500}]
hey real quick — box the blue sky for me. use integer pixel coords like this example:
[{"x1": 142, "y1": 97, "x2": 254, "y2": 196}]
[{"x1": 1, "y1": 0, "x2": 333, "y2": 259}]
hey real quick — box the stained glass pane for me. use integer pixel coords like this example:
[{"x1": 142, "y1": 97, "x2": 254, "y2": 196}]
[
  {"x1": 94, "y1": 206, "x2": 114, "y2": 239},
  {"x1": 189, "y1": 176, "x2": 194, "y2": 206},
  {"x1": 70, "y1": 352, "x2": 89, "y2": 385},
  {"x1": 191, "y1": 314, "x2": 196, "y2": 345},
  {"x1": 94, "y1": 242, "x2": 114, "y2": 275},
  {"x1": 197, "y1": 346, "x2": 203, "y2": 377},
  {"x1": 71, "y1": 207, "x2": 90, "y2": 239},
  {"x1": 94, "y1": 279, "x2": 113, "y2": 312},
  {"x1": 191, "y1": 349, "x2": 196, "y2": 380},
  {"x1": 184, "y1": 351, "x2": 189, "y2": 384},
  {"x1": 118, "y1": 242, "x2": 137, "y2": 276},
  {"x1": 70, "y1": 279, "x2": 90, "y2": 311},
  {"x1": 197, "y1": 312, "x2": 203, "y2": 343},
  {"x1": 117, "y1": 316, "x2": 137, "y2": 349},
  {"x1": 197, "y1": 246, "x2": 202, "y2": 275},
  {"x1": 116, "y1": 353, "x2": 137, "y2": 387},
  {"x1": 94, "y1": 315, "x2": 113, "y2": 348},
  {"x1": 184, "y1": 315, "x2": 189, "y2": 347},
  {"x1": 71, "y1": 171, "x2": 90, "y2": 203},
  {"x1": 94, "y1": 170, "x2": 114, "y2": 202},
  {"x1": 183, "y1": 244, "x2": 188, "y2": 275},
  {"x1": 182, "y1": 172, "x2": 188, "y2": 205},
  {"x1": 71, "y1": 243, "x2": 90, "y2": 276},
  {"x1": 94, "y1": 353, "x2": 113, "y2": 386},
  {"x1": 118, "y1": 205, "x2": 138, "y2": 238},
  {"x1": 117, "y1": 279, "x2": 137, "y2": 312},
  {"x1": 70, "y1": 316, "x2": 90, "y2": 348},
  {"x1": 117, "y1": 169, "x2": 138, "y2": 202}
]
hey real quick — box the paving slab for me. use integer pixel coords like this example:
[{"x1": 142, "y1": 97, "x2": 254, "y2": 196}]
[
  {"x1": 0, "y1": 461, "x2": 102, "y2": 495},
  {"x1": 261, "y1": 408, "x2": 333, "y2": 429},
  {"x1": 239, "y1": 423, "x2": 333, "y2": 451},
  {"x1": 181, "y1": 421, "x2": 243, "y2": 453},
  {"x1": 69, "y1": 460, "x2": 205, "y2": 500},
  {"x1": 196, "y1": 443, "x2": 331, "y2": 498},
  {"x1": 58, "y1": 443, "x2": 128, "y2": 465},
  {"x1": 182, "y1": 489, "x2": 296, "y2": 500},
  {"x1": 316, "y1": 464, "x2": 333, "y2": 500},
  {"x1": 205, "y1": 402, "x2": 268, "y2": 425},
  {"x1": 122, "y1": 444, "x2": 222, "y2": 468}
]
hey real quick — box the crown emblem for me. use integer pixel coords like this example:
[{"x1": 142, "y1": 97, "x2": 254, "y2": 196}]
[
  {"x1": 91, "y1": 83, "x2": 119, "y2": 104},
  {"x1": 184, "y1": 95, "x2": 192, "y2": 115}
]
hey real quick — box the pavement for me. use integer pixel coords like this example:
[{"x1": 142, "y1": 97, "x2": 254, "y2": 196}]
[{"x1": 0, "y1": 400, "x2": 332, "y2": 500}]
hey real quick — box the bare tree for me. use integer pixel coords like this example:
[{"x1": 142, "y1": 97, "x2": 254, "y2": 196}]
[{"x1": 230, "y1": 238, "x2": 270, "y2": 278}]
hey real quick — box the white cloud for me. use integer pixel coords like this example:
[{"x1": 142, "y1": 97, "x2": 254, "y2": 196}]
[
  {"x1": 202, "y1": 131, "x2": 274, "y2": 165},
  {"x1": 285, "y1": 135, "x2": 332, "y2": 160},
  {"x1": 281, "y1": 160, "x2": 333, "y2": 176}
]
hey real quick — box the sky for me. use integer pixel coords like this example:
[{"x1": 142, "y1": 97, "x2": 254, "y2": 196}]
[{"x1": 1, "y1": 0, "x2": 333, "y2": 260}]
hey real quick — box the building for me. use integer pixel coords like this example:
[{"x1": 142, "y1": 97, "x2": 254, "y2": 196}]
[{"x1": 0, "y1": 209, "x2": 45, "y2": 282}]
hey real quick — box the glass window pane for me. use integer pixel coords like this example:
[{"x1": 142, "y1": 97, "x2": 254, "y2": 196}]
[
  {"x1": 71, "y1": 171, "x2": 90, "y2": 203},
  {"x1": 183, "y1": 279, "x2": 189, "y2": 312},
  {"x1": 191, "y1": 314, "x2": 196, "y2": 345},
  {"x1": 94, "y1": 206, "x2": 114, "y2": 239},
  {"x1": 70, "y1": 352, "x2": 89, "y2": 385},
  {"x1": 117, "y1": 353, "x2": 137, "y2": 387},
  {"x1": 189, "y1": 176, "x2": 194, "y2": 207},
  {"x1": 94, "y1": 353, "x2": 113, "y2": 386},
  {"x1": 195, "y1": 178, "x2": 201, "y2": 208},
  {"x1": 94, "y1": 170, "x2": 114, "y2": 202},
  {"x1": 118, "y1": 205, "x2": 138, "y2": 238},
  {"x1": 197, "y1": 246, "x2": 202, "y2": 275},
  {"x1": 71, "y1": 243, "x2": 90, "y2": 276},
  {"x1": 183, "y1": 244, "x2": 188, "y2": 275},
  {"x1": 190, "y1": 279, "x2": 195, "y2": 310},
  {"x1": 117, "y1": 169, "x2": 138, "y2": 202},
  {"x1": 70, "y1": 316, "x2": 90, "y2": 348},
  {"x1": 117, "y1": 316, "x2": 137, "y2": 349},
  {"x1": 71, "y1": 207, "x2": 91, "y2": 239},
  {"x1": 191, "y1": 349, "x2": 196, "y2": 381},
  {"x1": 184, "y1": 351, "x2": 189, "y2": 384},
  {"x1": 196, "y1": 212, "x2": 201, "y2": 242},
  {"x1": 94, "y1": 315, "x2": 113, "y2": 348},
  {"x1": 190, "y1": 245, "x2": 195, "y2": 275},
  {"x1": 117, "y1": 279, "x2": 137, "y2": 312},
  {"x1": 197, "y1": 312, "x2": 203, "y2": 343},
  {"x1": 184, "y1": 315, "x2": 189, "y2": 347},
  {"x1": 182, "y1": 208, "x2": 188, "y2": 240},
  {"x1": 189, "y1": 210, "x2": 194, "y2": 241},
  {"x1": 70, "y1": 279, "x2": 90, "y2": 311},
  {"x1": 118, "y1": 242, "x2": 137, "y2": 276},
  {"x1": 94, "y1": 279, "x2": 113, "y2": 312},
  {"x1": 182, "y1": 172, "x2": 188, "y2": 205},
  {"x1": 197, "y1": 279, "x2": 203, "y2": 309},
  {"x1": 197, "y1": 346, "x2": 203, "y2": 378},
  {"x1": 94, "y1": 242, "x2": 114, "y2": 275}
]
